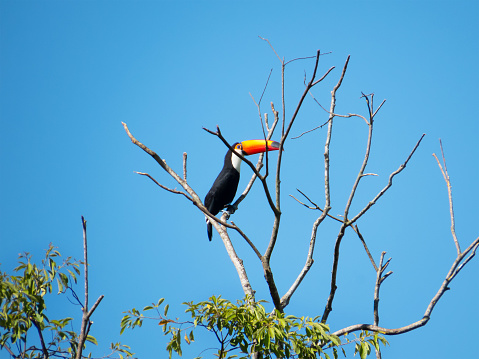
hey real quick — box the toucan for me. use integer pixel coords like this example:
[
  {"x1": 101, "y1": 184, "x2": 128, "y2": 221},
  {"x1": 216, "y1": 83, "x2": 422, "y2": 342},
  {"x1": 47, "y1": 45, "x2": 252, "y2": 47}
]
[{"x1": 204, "y1": 140, "x2": 280, "y2": 241}]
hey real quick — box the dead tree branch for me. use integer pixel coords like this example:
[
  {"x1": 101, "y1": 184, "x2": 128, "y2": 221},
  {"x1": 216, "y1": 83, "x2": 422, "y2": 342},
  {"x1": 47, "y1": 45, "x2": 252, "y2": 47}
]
[
  {"x1": 266, "y1": 50, "x2": 333, "y2": 263},
  {"x1": 322, "y1": 94, "x2": 415, "y2": 323},
  {"x1": 277, "y1": 55, "x2": 345, "y2": 309},
  {"x1": 75, "y1": 217, "x2": 104, "y2": 359},
  {"x1": 350, "y1": 133, "x2": 425, "y2": 225},
  {"x1": 353, "y1": 225, "x2": 378, "y2": 272},
  {"x1": 330, "y1": 144, "x2": 478, "y2": 339},
  {"x1": 331, "y1": 235, "x2": 479, "y2": 337},
  {"x1": 372, "y1": 251, "x2": 392, "y2": 359},
  {"x1": 122, "y1": 122, "x2": 255, "y2": 297},
  {"x1": 433, "y1": 140, "x2": 461, "y2": 255}
]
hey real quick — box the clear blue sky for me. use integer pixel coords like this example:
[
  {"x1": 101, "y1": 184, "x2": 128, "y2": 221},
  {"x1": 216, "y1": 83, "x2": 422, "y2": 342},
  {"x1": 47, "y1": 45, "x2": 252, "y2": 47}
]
[{"x1": 1, "y1": 1, "x2": 478, "y2": 358}]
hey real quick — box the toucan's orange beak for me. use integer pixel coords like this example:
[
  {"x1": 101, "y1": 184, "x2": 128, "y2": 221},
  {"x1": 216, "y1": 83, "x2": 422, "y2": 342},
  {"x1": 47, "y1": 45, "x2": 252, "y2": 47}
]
[{"x1": 240, "y1": 140, "x2": 281, "y2": 155}]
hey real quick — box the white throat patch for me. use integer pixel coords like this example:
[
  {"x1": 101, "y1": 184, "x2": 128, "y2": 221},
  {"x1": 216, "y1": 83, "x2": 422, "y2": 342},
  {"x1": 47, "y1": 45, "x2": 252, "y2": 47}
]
[{"x1": 231, "y1": 151, "x2": 242, "y2": 172}]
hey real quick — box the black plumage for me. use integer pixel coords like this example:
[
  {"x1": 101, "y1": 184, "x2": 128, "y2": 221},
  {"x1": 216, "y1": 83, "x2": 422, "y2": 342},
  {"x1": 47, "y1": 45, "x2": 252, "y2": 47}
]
[{"x1": 204, "y1": 143, "x2": 242, "y2": 241}]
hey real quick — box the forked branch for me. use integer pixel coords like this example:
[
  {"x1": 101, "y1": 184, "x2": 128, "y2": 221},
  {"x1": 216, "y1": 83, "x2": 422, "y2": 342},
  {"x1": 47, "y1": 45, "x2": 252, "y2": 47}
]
[
  {"x1": 331, "y1": 236, "x2": 479, "y2": 338},
  {"x1": 330, "y1": 144, "x2": 479, "y2": 339},
  {"x1": 322, "y1": 101, "x2": 423, "y2": 324},
  {"x1": 122, "y1": 122, "x2": 256, "y2": 296}
]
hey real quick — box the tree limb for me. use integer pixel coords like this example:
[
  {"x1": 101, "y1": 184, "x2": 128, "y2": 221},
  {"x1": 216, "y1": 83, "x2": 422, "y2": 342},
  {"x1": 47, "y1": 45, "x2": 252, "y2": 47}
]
[
  {"x1": 123, "y1": 122, "x2": 255, "y2": 298},
  {"x1": 349, "y1": 133, "x2": 425, "y2": 225},
  {"x1": 31, "y1": 319, "x2": 48, "y2": 359},
  {"x1": 331, "y1": 146, "x2": 478, "y2": 339},
  {"x1": 75, "y1": 217, "x2": 104, "y2": 359},
  {"x1": 432, "y1": 139, "x2": 461, "y2": 255},
  {"x1": 331, "y1": 236, "x2": 479, "y2": 338}
]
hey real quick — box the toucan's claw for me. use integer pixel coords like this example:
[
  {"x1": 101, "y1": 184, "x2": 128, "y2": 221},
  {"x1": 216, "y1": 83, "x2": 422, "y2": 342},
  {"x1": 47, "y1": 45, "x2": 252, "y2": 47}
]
[
  {"x1": 221, "y1": 209, "x2": 231, "y2": 220},
  {"x1": 225, "y1": 204, "x2": 237, "y2": 215}
]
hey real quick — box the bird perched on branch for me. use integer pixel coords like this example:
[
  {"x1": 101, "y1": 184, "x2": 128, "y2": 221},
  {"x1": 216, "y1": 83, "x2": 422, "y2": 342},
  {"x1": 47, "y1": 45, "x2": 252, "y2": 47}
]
[{"x1": 204, "y1": 140, "x2": 280, "y2": 241}]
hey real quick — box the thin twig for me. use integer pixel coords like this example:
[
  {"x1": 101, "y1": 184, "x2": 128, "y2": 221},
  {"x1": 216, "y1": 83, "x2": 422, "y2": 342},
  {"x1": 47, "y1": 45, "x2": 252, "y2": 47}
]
[
  {"x1": 330, "y1": 148, "x2": 478, "y2": 339},
  {"x1": 289, "y1": 189, "x2": 343, "y2": 222},
  {"x1": 280, "y1": 207, "x2": 330, "y2": 308},
  {"x1": 350, "y1": 133, "x2": 425, "y2": 225},
  {"x1": 75, "y1": 217, "x2": 104, "y2": 359},
  {"x1": 353, "y1": 225, "x2": 377, "y2": 271},
  {"x1": 31, "y1": 320, "x2": 49, "y2": 359},
  {"x1": 322, "y1": 92, "x2": 390, "y2": 323},
  {"x1": 432, "y1": 140, "x2": 461, "y2": 255},
  {"x1": 291, "y1": 119, "x2": 330, "y2": 139},
  {"x1": 135, "y1": 172, "x2": 193, "y2": 200},
  {"x1": 266, "y1": 49, "x2": 329, "y2": 262},
  {"x1": 183, "y1": 152, "x2": 187, "y2": 182}
]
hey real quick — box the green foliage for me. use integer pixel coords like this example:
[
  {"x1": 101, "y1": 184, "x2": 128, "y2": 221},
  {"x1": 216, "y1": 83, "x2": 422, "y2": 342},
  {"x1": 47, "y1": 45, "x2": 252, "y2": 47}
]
[
  {"x1": 0, "y1": 244, "x2": 80, "y2": 354},
  {"x1": 121, "y1": 296, "x2": 387, "y2": 358},
  {"x1": 352, "y1": 332, "x2": 388, "y2": 359},
  {"x1": 0, "y1": 244, "x2": 134, "y2": 359}
]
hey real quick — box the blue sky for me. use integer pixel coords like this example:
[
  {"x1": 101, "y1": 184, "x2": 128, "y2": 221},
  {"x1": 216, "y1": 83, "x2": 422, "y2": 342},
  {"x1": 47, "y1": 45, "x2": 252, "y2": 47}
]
[{"x1": 1, "y1": 1, "x2": 478, "y2": 358}]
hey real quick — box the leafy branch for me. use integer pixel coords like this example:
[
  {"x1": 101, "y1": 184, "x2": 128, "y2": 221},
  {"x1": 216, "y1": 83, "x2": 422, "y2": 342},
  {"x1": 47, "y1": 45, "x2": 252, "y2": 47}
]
[{"x1": 120, "y1": 296, "x2": 386, "y2": 359}]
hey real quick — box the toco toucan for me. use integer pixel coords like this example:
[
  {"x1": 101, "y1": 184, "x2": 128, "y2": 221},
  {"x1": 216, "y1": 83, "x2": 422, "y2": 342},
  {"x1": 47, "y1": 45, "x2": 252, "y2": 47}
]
[{"x1": 204, "y1": 139, "x2": 280, "y2": 241}]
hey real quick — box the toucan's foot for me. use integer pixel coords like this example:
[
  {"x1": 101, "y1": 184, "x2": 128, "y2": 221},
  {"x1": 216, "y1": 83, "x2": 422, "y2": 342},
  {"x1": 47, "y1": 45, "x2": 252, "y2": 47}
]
[
  {"x1": 225, "y1": 204, "x2": 236, "y2": 213},
  {"x1": 225, "y1": 204, "x2": 237, "y2": 215}
]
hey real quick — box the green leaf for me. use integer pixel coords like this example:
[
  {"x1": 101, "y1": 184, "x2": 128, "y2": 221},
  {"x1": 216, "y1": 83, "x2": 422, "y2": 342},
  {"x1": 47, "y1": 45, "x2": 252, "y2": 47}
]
[
  {"x1": 360, "y1": 341, "x2": 370, "y2": 359},
  {"x1": 86, "y1": 335, "x2": 98, "y2": 345}
]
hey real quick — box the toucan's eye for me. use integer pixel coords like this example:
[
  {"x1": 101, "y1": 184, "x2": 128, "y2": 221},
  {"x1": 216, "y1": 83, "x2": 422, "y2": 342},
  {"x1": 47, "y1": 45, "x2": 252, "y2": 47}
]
[{"x1": 236, "y1": 144, "x2": 242, "y2": 150}]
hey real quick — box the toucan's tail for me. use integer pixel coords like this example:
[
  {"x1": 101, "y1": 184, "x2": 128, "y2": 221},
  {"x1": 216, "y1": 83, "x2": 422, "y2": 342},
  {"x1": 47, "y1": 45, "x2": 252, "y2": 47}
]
[{"x1": 206, "y1": 219, "x2": 213, "y2": 241}]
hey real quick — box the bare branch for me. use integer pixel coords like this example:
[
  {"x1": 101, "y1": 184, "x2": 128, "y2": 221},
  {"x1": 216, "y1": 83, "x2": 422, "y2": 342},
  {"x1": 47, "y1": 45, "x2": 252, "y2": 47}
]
[
  {"x1": 284, "y1": 54, "x2": 332, "y2": 66},
  {"x1": 31, "y1": 319, "x2": 49, "y2": 359},
  {"x1": 343, "y1": 103, "x2": 374, "y2": 222},
  {"x1": 279, "y1": 58, "x2": 347, "y2": 311},
  {"x1": 215, "y1": 212, "x2": 255, "y2": 298},
  {"x1": 353, "y1": 225, "x2": 377, "y2": 271},
  {"x1": 183, "y1": 152, "x2": 187, "y2": 182},
  {"x1": 332, "y1": 148, "x2": 477, "y2": 339},
  {"x1": 258, "y1": 36, "x2": 282, "y2": 63},
  {"x1": 280, "y1": 206, "x2": 330, "y2": 308},
  {"x1": 230, "y1": 221, "x2": 262, "y2": 260},
  {"x1": 372, "y1": 251, "x2": 390, "y2": 359},
  {"x1": 259, "y1": 68, "x2": 273, "y2": 107},
  {"x1": 82, "y1": 217, "x2": 88, "y2": 311},
  {"x1": 123, "y1": 122, "x2": 255, "y2": 297},
  {"x1": 332, "y1": 236, "x2": 479, "y2": 338},
  {"x1": 374, "y1": 252, "x2": 389, "y2": 326},
  {"x1": 312, "y1": 66, "x2": 335, "y2": 86},
  {"x1": 75, "y1": 217, "x2": 104, "y2": 359},
  {"x1": 266, "y1": 50, "x2": 329, "y2": 265},
  {"x1": 289, "y1": 189, "x2": 343, "y2": 222},
  {"x1": 321, "y1": 57, "x2": 353, "y2": 323},
  {"x1": 432, "y1": 139, "x2": 461, "y2": 255},
  {"x1": 291, "y1": 119, "x2": 329, "y2": 139},
  {"x1": 350, "y1": 133, "x2": 426, "y2": 224},
  {"x1": 135, "y1": 171, "x2": 193, "y2": 200},
  {"x1": 281, "y1": 50, "x2": 322, "y2": 142},
  {"x1": 134, "y1": 168, "x2": 258, "y2": 258}
]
